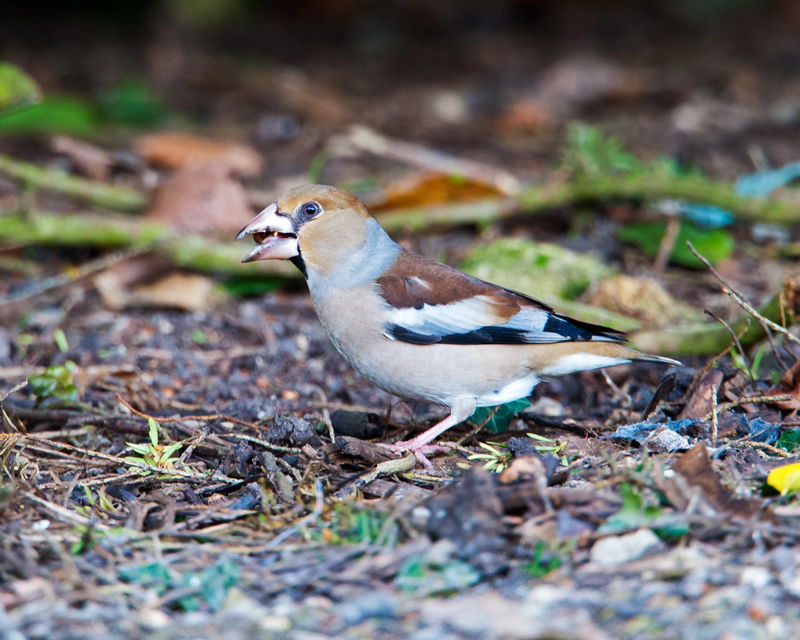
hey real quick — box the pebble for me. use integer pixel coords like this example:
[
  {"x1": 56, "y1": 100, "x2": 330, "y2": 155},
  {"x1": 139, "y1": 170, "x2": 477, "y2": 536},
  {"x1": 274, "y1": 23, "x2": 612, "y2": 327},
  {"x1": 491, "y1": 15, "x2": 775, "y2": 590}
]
[{"x1": 590, "y1": 529, "x2": 665, "y2": 566}]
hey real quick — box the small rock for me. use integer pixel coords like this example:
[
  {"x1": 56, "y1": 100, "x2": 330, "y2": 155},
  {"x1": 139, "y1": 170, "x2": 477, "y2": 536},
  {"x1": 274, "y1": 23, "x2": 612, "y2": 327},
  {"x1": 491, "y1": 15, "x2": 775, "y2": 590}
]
[
  {"x1": 644, "y1": 426, "x2": 690, "y2": 452},
  {"x1": 268, "y1": 415, "x2": 316, "y2": 446},
  {"x1": 527, "y1": 396, "x2": 564, "y2": 416},
  {"x1": 590, "y1": 528, "x2": 665, "y2": 566},
  {"x1": 337, "y1": 591, "x2": 397, "y2": 625},
  {"x1": 740, "y1": 566, "x2": 772, "y2": 589}
]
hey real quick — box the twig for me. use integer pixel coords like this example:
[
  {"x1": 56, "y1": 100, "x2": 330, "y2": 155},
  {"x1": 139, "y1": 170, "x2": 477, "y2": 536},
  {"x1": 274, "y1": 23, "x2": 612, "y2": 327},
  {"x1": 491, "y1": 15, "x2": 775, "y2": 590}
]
[
  {"x1": 710, "y1": 384, "x2": 719, "y2": 448},
  {"x1": 0, "y1": 246, "x2": 149, "y2": 308},
  {"x1": 633, "y1": 282, "x2": 799, "y2": 356},
  {"x1": 728, "y1": 440, "x2": 794, "y2": 457},
  {"x1": 23, "y1": 491, "x2": 111, "y2": 529},
  {"x1": 226, "y1": 433, "x2": 302, "y2": 455},
  {"x1": 0, "y1": 153, "x2": 145, "y2": 211},
  {"x1": 654, "y1": 216, "x2": 681, "y2": 273},
  {"x1": 701, "y1": 394, "x2": 793, "y2": 421},
  {"x1": 705, "y1": 310, "x2": 752, "y2": 379},
  {"x1": 601, "y1": 370, "x2": 632, "y2": 404},
  {"x1": 352, "y1": 453, "x2": 417, "y2": 486},
  {"x1": 345, "y1": 126, "x2": 522, "y2": 195},
  {"x1": 115, "y1": 395, "x2": 271, "y2": 433},
  {"x1": 688, "y1": 241, "x2": 800, "y2": 347},
  {"x1": 1, "y1": 380, "x2": 28, "y2": 403},
  {"x1": 13, "y1": 434, "x2": 239, "y2": 484}
]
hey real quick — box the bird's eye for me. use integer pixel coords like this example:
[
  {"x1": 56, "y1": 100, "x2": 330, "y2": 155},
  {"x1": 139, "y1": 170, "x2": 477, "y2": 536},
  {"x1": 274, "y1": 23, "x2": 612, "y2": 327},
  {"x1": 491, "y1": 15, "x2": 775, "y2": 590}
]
[{"x1": 301, "y1": 202, "x2": 319, "y2": 218}]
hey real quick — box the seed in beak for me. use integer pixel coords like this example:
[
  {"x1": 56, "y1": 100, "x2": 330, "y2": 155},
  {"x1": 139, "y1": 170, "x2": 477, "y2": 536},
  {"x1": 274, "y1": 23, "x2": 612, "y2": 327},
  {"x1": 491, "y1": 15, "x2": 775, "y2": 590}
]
[{"x1": 253, "y1": 231, "x2": 269, "y2": 243}]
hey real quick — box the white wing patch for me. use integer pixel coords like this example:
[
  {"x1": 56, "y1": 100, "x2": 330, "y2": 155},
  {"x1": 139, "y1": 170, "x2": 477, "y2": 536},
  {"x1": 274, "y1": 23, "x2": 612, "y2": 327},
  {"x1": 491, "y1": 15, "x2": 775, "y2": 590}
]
[{"x1": 385, "y1": 295, "x2": 554, "y2": 341}]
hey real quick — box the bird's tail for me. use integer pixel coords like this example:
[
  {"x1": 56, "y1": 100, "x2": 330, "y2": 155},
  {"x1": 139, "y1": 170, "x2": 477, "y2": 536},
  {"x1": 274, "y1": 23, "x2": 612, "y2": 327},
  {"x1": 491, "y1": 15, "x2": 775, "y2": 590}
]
[{"x1": 532, "y1": 341, "x2": 681, "y2": 378}]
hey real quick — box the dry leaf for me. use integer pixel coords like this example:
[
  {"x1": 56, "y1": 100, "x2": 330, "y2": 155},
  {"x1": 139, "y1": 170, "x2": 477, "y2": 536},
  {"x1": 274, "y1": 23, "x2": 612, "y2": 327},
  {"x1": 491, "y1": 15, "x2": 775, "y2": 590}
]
[
  {"x1": 135, "y1": 132, "x2": 263, "y2": 177},
  {"x1": 678, "y1": 369, "x2": 723, "y2": 420},
  {"x1": 588, "y1": 275, "x2": 703, "y2": 328},
  {"x1": 96, "y1": 270, "x2": 219, "y2": 312},
  {"x1": 51, "y1": 135, "x2": 113, "y2": 180},
  {"x1": 145, "y1": 163, "x2": 253, "y2": 232},
  {"x1": 671, "y1": 441, "x2": 760, "y2": 518},
  {"x1": 373, "y1": 172, "x2": 501, "y2": 212}
]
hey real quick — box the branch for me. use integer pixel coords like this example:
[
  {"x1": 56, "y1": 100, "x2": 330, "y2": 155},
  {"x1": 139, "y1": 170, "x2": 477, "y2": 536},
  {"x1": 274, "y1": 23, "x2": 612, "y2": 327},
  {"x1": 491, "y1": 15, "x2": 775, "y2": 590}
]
[{"x1": 0, "y1": 154, "x2": 146, "y2": 211}]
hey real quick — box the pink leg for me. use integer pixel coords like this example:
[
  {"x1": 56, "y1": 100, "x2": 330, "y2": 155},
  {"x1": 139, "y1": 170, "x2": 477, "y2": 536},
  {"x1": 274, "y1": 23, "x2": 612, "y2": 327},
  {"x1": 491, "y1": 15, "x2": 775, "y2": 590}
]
[{"x1": 379, "y1": 399, "x2": 476, "y2": 470}]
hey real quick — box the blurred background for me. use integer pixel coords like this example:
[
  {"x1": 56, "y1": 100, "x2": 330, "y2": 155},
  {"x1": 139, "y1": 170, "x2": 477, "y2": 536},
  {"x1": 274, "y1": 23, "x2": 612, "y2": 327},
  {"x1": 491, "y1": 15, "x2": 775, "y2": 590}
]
[{"x1": 4, "y1": 0, "x2": 800, "y2": 182}]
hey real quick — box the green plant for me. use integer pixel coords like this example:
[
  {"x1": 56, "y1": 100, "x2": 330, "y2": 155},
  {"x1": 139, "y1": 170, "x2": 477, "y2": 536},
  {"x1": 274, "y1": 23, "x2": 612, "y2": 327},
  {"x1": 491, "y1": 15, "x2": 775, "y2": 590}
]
[
  {"x1": 731, "y1": 342, "x2": 767, "y2": 380},
  {"x1": 28, "y1": 361, "x2": 79, "y2": 404},
  {"x1": 527, "y1": 433, "x2": 568, "y2": 466},
  {"x1": 307, "y1": 502, "x2": 390, "y2": 545},
  {"x1": 118, "y1": 559, "x2": 239, "y2": 612},
  {"x1": 522, "y1": 540, "x2": 568, "y2": 578},
  {"x1": 467, "y1": 441, "x2": 512, "y2": 473},
  {"x1": 124, "y1": 418, "x2": 183, "y2": 475}
]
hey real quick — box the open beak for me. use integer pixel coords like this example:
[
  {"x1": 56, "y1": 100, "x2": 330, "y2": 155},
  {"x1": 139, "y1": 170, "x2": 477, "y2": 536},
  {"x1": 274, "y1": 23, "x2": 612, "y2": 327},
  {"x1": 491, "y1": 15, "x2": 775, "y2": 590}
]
[{"x1": 235, "y1": 203, "x2": 299, "y2": 263}]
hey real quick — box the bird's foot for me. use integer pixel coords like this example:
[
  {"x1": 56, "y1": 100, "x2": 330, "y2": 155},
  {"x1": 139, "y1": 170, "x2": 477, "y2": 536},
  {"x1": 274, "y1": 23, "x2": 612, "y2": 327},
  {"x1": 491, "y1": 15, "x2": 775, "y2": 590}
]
[{"x1": 378, "y1": 439, "x2": 452, "y2": 471}]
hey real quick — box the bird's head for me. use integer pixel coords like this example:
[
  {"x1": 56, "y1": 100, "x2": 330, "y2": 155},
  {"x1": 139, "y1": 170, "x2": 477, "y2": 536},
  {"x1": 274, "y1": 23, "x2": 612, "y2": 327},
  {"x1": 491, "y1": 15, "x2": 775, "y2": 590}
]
[{"x1": 236, "y1": 185, "x2": 376, "y2": 276}]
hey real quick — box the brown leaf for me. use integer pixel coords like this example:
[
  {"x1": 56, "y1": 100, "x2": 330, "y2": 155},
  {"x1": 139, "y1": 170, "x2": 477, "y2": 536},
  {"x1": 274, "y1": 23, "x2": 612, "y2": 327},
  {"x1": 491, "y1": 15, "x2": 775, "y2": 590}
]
[
  {"x1": 588, "y1": 275, "x2": 703, "y2": 328},
  {"x1": 766, "y1": 358, "x2": 800, "y2": 411},
  {"x1": 51, "y1": 135, "x2": 113, "y2": 181},
  {"x1": 135, "y1": 132, "x2": 263, "y2": 177},
  {"x1": 144, "y1": 163, "x2": 253, "y2": 232},
  {"x1": 96, "y1": 270, "x2": 220, "y2": 312},
  {"x1": 678, "y1": 369, "x2": 723, "y2": 420},
  {"x1": 372, "y1": 172, "x2": 501, "y2": 212},
  {"x1": 671, "y1": 441, "x2": 761, "y2": 518}
]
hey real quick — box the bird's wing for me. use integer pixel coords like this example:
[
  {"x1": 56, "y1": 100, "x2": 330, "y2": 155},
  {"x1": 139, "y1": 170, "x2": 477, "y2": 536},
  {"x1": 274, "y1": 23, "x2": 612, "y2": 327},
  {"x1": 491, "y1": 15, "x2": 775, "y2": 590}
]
[{"x1": 376, "y1": 252, "x2": 625, "y2": 346}]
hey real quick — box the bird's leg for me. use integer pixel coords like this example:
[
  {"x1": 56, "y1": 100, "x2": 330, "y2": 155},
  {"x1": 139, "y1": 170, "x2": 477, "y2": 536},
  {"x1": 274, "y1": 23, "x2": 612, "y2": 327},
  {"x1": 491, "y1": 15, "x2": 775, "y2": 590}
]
[{"x1": 379, "y1": 399, "x2": 476, "y2": 470}]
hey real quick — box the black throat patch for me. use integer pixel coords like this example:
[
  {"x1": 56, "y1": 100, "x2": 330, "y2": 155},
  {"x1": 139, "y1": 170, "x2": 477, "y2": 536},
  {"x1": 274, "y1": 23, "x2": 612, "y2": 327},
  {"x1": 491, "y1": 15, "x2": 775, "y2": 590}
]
[{"x1": 290, "y1": 253, "x2": 308, "y2": 279}]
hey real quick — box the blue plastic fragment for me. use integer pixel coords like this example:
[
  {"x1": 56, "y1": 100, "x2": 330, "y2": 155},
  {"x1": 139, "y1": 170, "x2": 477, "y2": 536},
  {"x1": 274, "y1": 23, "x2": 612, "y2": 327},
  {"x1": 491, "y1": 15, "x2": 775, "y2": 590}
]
[
  {"x1": 611, "y1": 418, "x2": 698, "y2": 444},
  {"x1": 658, "y1": 199, "x2": 734, "y2": 228},
  {"x1": 735, "y1": 160, "x2": 800, "y2": 198},
  {"x1": 738, "y1": 416, "x2": 780, "y2": 445},
  {"x1": 680, "y1": 203, "x2": 734, "y2": 228}
]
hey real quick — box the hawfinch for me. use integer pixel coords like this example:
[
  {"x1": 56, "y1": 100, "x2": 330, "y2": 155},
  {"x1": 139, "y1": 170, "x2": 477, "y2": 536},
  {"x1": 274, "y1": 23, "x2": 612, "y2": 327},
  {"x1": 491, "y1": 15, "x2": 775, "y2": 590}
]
[{"x1": 237, "y1": 185, "x2": 679, "y2": 468}]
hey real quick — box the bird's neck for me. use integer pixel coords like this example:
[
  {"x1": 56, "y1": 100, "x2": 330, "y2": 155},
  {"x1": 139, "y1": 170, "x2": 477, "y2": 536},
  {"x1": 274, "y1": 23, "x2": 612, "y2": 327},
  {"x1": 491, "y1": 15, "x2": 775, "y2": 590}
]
[{"x1": 306, "y1": 218, "x2": 401, "y2": 297}]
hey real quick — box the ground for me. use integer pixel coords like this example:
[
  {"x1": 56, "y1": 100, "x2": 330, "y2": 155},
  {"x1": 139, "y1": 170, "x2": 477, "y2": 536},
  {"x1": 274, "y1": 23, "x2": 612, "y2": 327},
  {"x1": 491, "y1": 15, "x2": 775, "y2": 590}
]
[{"x1": 3, "y1": 3, "x2": 800, "y2": 639}]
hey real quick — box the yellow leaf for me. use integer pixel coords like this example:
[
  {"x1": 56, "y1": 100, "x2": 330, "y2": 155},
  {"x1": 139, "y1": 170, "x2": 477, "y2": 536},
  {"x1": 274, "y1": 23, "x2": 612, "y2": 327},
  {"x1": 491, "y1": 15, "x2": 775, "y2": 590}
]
[{"x1": 767, "y1": 463, "x2": 800, "y2": 495}]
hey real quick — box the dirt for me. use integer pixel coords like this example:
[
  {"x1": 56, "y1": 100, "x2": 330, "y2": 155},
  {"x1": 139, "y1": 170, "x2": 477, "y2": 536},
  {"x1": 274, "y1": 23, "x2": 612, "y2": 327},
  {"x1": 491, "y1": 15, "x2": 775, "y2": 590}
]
[{"x1": 3, "y1": 3, "x2": 800, "y2": 639}]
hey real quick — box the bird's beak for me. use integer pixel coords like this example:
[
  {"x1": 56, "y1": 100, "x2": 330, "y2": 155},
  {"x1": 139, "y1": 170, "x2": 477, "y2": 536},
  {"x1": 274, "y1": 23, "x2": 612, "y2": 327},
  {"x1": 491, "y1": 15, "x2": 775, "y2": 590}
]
[{"x1": 235, "y1": 203, "x2": 299, "y2": 263}]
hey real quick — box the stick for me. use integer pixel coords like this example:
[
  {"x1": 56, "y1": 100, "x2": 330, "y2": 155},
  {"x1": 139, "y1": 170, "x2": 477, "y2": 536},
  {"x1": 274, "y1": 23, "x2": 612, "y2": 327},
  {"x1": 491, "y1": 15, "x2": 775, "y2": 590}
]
[
  {"x1": 345, "y1": 126, "x2": 522, "y2": 195},
  {"x1": 0, "y1": 154, "x2": 145, "y2": 211}
]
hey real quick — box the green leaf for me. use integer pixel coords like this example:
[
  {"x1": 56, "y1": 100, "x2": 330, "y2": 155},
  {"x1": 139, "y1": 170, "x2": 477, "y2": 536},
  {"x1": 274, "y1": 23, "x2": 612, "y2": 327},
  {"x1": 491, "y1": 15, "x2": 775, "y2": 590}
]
[
  {"x1": 598, "y1": 483, "x2": 688, "y2": 540},
  {"x1": 563, "y1": 123, "x2": 637, "y2": 175},
  {"x1": 0, "y1": 62, "x2": 41, "y2": 115},
  {"x1": 160, "y1": 442, "x2": 183, "y2": 462},
  {"x1": 777, "y1": 431, "x2": 800, "y2": 454},
  {"x1": 28, "y1": 361, "x2": 79, "y2": 404},
  {"x1": 97, "y1": 79, "x2": 167, "y2": 127},
  {"x1": 462, "y1": 238, "x2": 614, "y2": 303},
  {"x1": 221, "y1": 276, "x2": 283, "y2": 298},
  {"x1": 472, "y1": 398, "x2": 531, "y2": 434},
  {"x1": 118, "y1": 562, "x2": 173, "y2": 594},
  {"x1": 616, "y1": 222, "x2": 735, "y2": 268},
  {"x1": 0, "y1": 95, "x2": 97, "y2": 136},
  {"x1": 126, "y1": 443, "x2": 152, "y2": 455},
  {"x1": 148, "y1": 417, "x2": 159, "y2": 447},
  {"x1": 54, "y1": 328, "x2": 68, "y2": 353}
]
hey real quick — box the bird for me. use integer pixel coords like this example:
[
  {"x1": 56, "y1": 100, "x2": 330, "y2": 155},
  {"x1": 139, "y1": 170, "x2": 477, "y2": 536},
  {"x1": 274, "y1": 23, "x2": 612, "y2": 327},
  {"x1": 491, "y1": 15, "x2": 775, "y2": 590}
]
[{"x1": 236, "y1": 185, "x2": 680, "y2": 468}]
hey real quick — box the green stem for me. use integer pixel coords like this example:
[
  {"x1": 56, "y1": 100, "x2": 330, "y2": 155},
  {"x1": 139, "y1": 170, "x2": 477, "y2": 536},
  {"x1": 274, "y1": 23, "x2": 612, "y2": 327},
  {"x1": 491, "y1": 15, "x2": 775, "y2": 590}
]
[
  {"x1": 0, "y1": 154, "x2": 146, "y2": 211},
  {"x1": 631, "y1": 289, "x2": 785, "y2": 357},
  {"x1": 0, "y1": 210, "x2": 296, "y2": 277}
]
